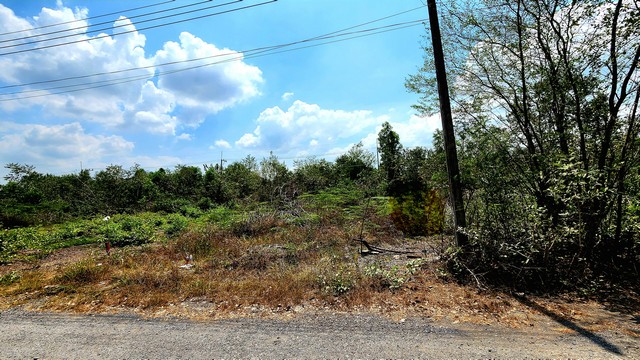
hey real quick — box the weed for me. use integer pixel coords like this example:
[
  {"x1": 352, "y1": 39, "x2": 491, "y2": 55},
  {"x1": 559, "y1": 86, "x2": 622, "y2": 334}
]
[
  {"x1": 57, "y1": 260, "x2": 108, "y2": 285},
  {"x1": 318, "y1": 261, "x2": 358, "y2": 296},
  {"x1": 101, "y1": 214, "x2": 156, "y2": 247},
  {"x1": 0, "y1": 271, "x2": 21, "y2": 286},
  {"x1": 230, "y1": 211, "x2": 282, "y2": 237},
  {"x1": 164, "y1": 214, "x2": 188, "y2": 237},
  {"x1": 363, "y1": 263, "x2": 406, "y2": 290},
  {"x1": 173, "y1": 226, "x2": 224, "y2": 260}
]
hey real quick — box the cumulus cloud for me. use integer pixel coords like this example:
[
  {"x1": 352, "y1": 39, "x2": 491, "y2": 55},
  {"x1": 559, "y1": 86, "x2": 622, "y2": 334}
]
[
  {"x1": 0, "y1": 121, "x2": 134, "y2": 171},
  {"x1": 235, "y1": 100, "x2": 387, "y2": 152},
  {"x1": 235, "y1": 101, "x2": 441, "y2": 160},
  {"x1": 281, "y1": 92, "x2": 294, "y2": 101},
  {"x1": 153, "y1": 32, "x2": 263, "y2": 126},
  {"x1": 213, "y1": 139, "x2": 231, "y2": 149},
  {"x1": 0, "y1": 4, "x2": 263, "y2": 134}
]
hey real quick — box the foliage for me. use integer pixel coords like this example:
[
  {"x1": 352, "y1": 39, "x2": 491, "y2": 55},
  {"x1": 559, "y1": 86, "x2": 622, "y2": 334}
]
[
  {"x1": 377, "y1": 122, "x2": 403, "y2": 195},
  {"x1": 334, "y1": 142, "x2": 376, "y2": 185},
  {"x1": 0, "y1": 271, "x2": 21, "y2": 285},
  {"x1": 408, "y1": 0, "x2": 640, "y2": 289},
  {"x1": 389, "y1": 190, "x2": 446, "y2": 236}
]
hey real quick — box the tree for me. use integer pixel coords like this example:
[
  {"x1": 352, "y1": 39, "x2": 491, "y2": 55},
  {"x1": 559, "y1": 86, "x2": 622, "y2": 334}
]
[
  {"x1": 377, "y1": 122, "x2": 403, "y2": 195},
  {"x1": 3, "y1": 163, "x2": 36, "y2": 182},
  {"x1": 171, "y1": 165, "x2": 203, "y2": 200},
  {"x1": 407, "y1": 0, "x2": 640, "y2": 286},
  {"x1": 259, "y1": 152, "x2": 291, "y2": 201},
  {"x1": 293, "y1": 157, "x2": 336, "y2": 193},
  {"x1": 223, "y1": 159, "x2": 261, "y2": 202},
  {"x1": 203, "y1": 166, "x2": 228, "y2": 204},
  {"x1": 334, "y1": 143, "x2": 376, "y2": 185}
]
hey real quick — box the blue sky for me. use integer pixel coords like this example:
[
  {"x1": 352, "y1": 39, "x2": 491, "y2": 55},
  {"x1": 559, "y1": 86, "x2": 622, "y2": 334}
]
[{"x1": 0, "y1": 0, "x2": 440, "y2": 179}]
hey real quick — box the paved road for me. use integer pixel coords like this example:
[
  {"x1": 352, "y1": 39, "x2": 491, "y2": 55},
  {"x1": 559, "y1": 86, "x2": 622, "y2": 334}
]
[{"x1": 0, "y1": 309, "x2": 637, "y2": 359}]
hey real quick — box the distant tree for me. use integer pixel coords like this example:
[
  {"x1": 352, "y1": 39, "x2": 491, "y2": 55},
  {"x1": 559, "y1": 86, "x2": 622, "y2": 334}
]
[
  {"x1": 223, "y1": 160, "x2": 260, "y2": 202},
  {"x1": 172, "y1": 165, "x2": 203, "y2": 200},
  {"x1": 203, "y1": 166, "x2": 228, "y2": 204},
  {"x1": 293, "y1": 157, "x2": 336, "y2": 193},
  {"x1": 4, "y1": 163, "x2": 38, "y2": 183},
  {"x1": 259, "y1": 152, "x2": 291, "y2": 201},
  {"x1": 334, "y1": 142, "x2": 376, "y2": 185},
  {"x1": 400, "y1": 147, "x2": 429, "y2": 194},
  {"x1": 377, "y1": 122, "x2": 403, "y2": 195}
]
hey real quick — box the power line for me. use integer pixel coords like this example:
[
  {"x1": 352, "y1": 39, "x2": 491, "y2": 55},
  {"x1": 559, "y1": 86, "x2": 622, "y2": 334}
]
[
  {"x1": 1, "y1": 5, "x2": 424, "y2": 91},
  {"x1": 0, "y1": 19, "x2": 425, "y2": 101},
  {"x1": 0, "y1": 0, "x2": 241, "y2": 49},
  {"x1": 0, "y1": 0, "x2": 215, "y2": 45},
  {"x1": 0, "y1": 0, "x2": 176, "y2": 37},
  {"x1": 0, "y1": 0, "x2": 278, "y2": 57}
]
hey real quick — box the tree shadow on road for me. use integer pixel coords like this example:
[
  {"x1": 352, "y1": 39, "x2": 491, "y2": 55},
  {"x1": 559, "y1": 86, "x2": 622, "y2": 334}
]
[{"x1": 514, "y1": 295, "x2": 623, "y2": 355}]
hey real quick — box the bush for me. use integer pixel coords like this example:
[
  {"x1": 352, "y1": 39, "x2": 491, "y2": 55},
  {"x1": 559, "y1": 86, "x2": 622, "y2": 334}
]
[
  {"x1": 164, "y1": 214, "x2": 189, "y2": 237},
  {"x1": 57, "y1": 260, "x2": 108, "y2": 285},
  {"x1": 103, "y1": 214, "x2": 155, "y2": 247},
  {"x1": 389, "y1": 190, "x2": 445, "y2": 236}
]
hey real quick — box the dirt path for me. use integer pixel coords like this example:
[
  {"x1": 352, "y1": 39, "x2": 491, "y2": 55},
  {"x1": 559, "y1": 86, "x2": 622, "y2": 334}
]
[{"x1": 1, "y1": 309, "x2": 637, "y2": 359}]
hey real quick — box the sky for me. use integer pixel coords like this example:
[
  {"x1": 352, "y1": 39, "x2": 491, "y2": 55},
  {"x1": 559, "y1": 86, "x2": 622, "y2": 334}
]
[{"x1": 0, "y1": 0, "x2": 440, "y2": 180}]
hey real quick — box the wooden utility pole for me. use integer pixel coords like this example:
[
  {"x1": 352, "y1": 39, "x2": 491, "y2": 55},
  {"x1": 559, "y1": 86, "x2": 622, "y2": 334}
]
[{"x1": 426, "y1": 0, "x2": 468, "y2": 247}]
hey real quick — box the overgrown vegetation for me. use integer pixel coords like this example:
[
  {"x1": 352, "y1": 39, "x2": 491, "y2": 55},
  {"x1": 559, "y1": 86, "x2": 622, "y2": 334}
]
[
  {"x1": 407, "y1": 0, "x2": 640, "y2": 290},
  {"x1": 1, "y1": 1, "x2": 638, "y2": 310}
]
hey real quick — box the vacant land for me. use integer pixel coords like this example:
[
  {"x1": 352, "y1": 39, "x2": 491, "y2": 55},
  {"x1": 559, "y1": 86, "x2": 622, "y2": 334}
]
[{"x1": 1, "y1": 199, "x2": 638, "y2": 358}]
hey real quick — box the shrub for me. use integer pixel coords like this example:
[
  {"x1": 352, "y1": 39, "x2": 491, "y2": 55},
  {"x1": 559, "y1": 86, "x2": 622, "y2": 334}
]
[
  {"x1": 389, "y1": 190, "x2": 445, "y2": 236},
  {"x1": 103, "y1": 215, "x2": 155, "y2": 247},
  {"x1": 0, "y1": 271, "x2": 21, "y2": 285},
  {"x1": 57, "y1": 260, "x2": 107, "y2": 285},
  {"x1": 164, "y1": 214, "x2": 188, "y2": 237}
]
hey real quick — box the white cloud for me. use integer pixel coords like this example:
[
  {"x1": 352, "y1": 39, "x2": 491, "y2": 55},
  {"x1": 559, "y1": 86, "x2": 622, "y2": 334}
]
[
  {"x1": 235, "y1": 100, "x2": 441, "y2": 161},
  {"x1": 235, "y1": 100, "x2": 387, "y2": 152},
  {"x1": 360, "y1": 113, "x2": 440, "y2": 152},
  {"x1": 123, "y1": 81, "x2": 178, "y2": 134},
  {"x1": 235, "y1": 133, "x2": 260, "y2": 148},
  {"x1": 0, "y1": 122, "x2": 134, "y2": 172},
  {"x1": 281, "y1": 92, "x2": 294, "y2": 101},
  {"x1": 214, "y1": 139, "x2": 231, "y2": 149},
  {"x1": 153, "y1": 32, "x2": 263, "y2": 126},
  {"x1": 0, "y1": 4, "x2": 263, "y2": 134},
  {"x1": 176, "y1": 133, "x2": 192, "y2": 141}
]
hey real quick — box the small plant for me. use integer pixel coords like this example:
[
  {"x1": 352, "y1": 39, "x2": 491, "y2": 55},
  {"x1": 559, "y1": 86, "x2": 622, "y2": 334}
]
[
  {"x1": 165, "y1": 214, "x2": 188, "y2": 237},
  {"x1": 363, "y1": 263, "x2": 406, "y2": 290},
  {"x1": 104, "y1": 214, "x2": 155, "y2": 247},
  {"x1": 318, "y1": 264, "x2": 357, "y2": 296},
  {"x1": 57, "y1": 260, "x2": 107, "y2": 285},
  {"x1": 0, "y1": 271, "x2": 21, "y2": 285}
]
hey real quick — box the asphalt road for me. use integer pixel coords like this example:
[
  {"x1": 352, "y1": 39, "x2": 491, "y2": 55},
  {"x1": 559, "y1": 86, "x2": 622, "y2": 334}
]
[{"x1": 0, "y1": 309, "x2": 637, "y2": 359}]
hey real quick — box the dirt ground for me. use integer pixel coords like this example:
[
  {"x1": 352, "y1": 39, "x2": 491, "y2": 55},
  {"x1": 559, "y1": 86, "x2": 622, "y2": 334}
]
[{"x1": 1, "y1": 243, "x2": 638, "y2": 341}]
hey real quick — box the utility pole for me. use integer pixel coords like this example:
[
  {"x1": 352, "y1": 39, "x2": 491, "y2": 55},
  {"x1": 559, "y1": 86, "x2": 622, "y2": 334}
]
[
  {"x1": 426, "y1": 0, "x2": 467, "y2": 247},
  {"x1": 219, "y1": 151, "x2": 226, "y2": 172}
]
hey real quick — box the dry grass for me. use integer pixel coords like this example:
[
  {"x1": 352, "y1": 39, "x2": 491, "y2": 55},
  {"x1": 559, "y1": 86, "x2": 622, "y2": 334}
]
[{"x1": 1, "y1": 218, "x2": 638, "y2": 336}]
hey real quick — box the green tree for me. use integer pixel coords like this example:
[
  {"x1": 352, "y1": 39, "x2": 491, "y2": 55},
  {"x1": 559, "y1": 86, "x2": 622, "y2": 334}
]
[
  {"x1": 334, "y1": 142, "x2": 376, "y2": 185},
  {"x1": 223, "y1": 158, "x2": 261, "y2": 202},
  {"x1": 377, "y1": 122, "x2": 404, "y2": 195},
  {"x1": 407, "y1": 0, "x2": 640, "y2": 287},
  {"x1": 203, "y1": 166, "x2": 228, "y2": 204},
  {"x1": 259, "y1": 152, "x2": 291, "y2": 201},
  {"x1": 171, "y1": 165, "x2": 203, "y2": 200},
  {"x1": 293, "y1": 157, "x2": 336, "y2": 193}
]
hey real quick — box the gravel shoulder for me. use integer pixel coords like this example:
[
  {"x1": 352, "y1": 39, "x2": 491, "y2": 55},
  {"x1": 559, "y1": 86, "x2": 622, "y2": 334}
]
[{"x1": 1, "y1": 309, "x2": 638, "y2": 359}]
